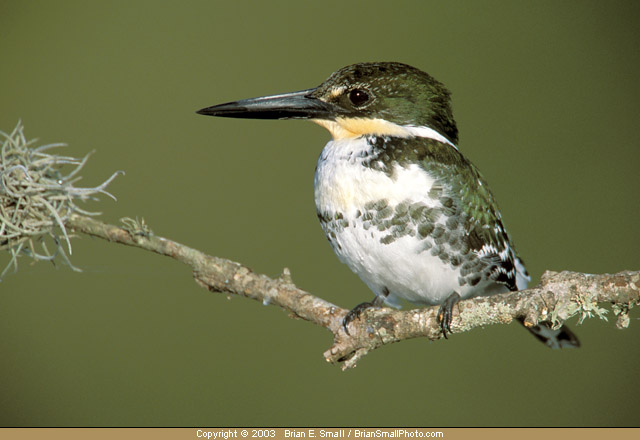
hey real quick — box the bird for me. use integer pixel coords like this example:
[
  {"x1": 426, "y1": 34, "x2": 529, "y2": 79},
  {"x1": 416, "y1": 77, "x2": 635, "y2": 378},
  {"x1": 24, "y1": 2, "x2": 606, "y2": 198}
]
[{"x1": 197, "y1": 62, "x2": 579, "y2": 349}]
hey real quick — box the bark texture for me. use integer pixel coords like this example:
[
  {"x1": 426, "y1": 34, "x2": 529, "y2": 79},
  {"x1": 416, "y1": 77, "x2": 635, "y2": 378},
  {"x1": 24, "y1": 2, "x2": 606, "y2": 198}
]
[{"x1": 67, "y1": 214, "x2": 639, "y2": 370}]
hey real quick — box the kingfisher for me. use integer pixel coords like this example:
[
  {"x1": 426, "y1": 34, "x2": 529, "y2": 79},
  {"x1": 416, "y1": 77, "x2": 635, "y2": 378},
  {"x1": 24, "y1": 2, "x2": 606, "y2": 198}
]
[{"x1": 197, "y1": 62, "x2": 579, "y2": 348}]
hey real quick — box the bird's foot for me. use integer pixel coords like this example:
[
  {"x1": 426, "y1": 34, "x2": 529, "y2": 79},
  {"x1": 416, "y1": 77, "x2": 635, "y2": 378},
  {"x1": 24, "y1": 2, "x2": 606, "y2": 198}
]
[
  {"x1": 342, "y1": 296, "x2": 386, "y2": 335},
  {"x1": 437, "y1": 292, "x2": 461, "y2": 339}
]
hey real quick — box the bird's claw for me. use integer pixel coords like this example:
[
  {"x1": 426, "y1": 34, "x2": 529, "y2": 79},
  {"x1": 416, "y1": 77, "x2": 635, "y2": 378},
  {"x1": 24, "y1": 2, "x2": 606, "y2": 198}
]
[
  {"x1": 437, "y1": 292, "x2": 461, "y2": 339},
  {"x1": 342, "y1": 297, "x2": 384, "y2": 335}
]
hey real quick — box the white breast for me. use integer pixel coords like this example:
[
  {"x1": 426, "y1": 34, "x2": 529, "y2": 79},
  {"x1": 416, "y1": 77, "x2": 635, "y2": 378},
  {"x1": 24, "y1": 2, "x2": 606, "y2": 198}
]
[
  {"x1": 314, "y1": 138, "x2": 484, "y2": 306},
  {"x1": 314, "y1": 138, "x2": 438, "y2": 214}
]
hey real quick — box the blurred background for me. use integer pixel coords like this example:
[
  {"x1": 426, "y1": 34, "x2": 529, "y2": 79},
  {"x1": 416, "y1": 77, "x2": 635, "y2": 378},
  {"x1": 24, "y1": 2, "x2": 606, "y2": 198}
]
[{"x1": 1, "y1": 0, "x2": 638, "y2": 427}]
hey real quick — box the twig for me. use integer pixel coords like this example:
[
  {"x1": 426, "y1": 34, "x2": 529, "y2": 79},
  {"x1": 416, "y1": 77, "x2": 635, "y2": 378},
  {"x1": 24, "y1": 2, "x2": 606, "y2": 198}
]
[{"x1": 65, "y1": 214, "x2": 640, "y2": 370}]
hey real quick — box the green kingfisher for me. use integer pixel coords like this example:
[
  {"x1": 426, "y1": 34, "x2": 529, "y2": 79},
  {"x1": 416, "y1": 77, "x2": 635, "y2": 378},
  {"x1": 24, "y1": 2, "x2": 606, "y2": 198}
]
[{"x1": 197, "y1": 62, "x2": 579, "y2": 348}]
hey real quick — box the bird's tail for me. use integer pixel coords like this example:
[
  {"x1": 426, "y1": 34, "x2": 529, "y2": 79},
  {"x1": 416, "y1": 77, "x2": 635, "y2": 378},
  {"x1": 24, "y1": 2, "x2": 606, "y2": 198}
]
[
  {"x1": 518, "y1": 319, "x2": 581, "y2": 349},
  {"x1": 512, "y1": 255, "x2": 579, "y2": 348}
]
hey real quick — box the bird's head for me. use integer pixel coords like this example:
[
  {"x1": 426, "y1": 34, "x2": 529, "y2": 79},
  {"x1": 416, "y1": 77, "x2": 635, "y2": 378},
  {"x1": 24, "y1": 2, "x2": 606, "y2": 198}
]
[{"x1": 197, "y1": 62, "x2": 458, "y2": 145}]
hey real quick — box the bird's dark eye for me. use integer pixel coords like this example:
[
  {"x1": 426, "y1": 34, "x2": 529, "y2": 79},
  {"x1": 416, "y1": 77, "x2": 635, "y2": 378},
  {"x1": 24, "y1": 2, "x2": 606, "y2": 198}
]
[{"x1": 348, "y1": 89, "x2": 370, "y2": 107}]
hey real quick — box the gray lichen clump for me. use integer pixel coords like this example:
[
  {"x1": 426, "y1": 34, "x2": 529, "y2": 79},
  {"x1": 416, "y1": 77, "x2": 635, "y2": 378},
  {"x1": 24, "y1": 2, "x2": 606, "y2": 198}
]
[{"x1": 0, "y1": 122, "x2": 122, "y2": 278}]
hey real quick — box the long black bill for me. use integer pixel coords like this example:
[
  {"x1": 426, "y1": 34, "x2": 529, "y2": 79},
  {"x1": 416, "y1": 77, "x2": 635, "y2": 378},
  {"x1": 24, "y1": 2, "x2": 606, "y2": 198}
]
[{"x1": 197, "y1": 88, "x2": 337, "y2": 120}]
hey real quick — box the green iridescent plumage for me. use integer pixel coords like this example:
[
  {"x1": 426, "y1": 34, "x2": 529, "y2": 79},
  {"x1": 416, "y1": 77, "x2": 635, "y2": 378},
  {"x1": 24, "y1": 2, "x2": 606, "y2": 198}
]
[{"x1": 358, "y1": 134, "x2": 519, "y2": 290}]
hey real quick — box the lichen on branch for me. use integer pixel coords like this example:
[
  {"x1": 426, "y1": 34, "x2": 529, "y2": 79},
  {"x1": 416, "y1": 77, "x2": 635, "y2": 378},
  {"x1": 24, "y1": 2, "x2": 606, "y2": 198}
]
[
  {"x1": 65, "y1": 214, "x2": 640, "y2": 370},
  {"x1": 0, "y1": 122, "x2": 123, "y2": 278}
]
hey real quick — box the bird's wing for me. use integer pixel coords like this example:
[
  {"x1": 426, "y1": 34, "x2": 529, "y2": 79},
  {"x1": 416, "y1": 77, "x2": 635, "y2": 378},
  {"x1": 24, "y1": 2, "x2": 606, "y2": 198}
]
[{"x1": 373, "y1": 135, "x2": 527, "y2": 291}]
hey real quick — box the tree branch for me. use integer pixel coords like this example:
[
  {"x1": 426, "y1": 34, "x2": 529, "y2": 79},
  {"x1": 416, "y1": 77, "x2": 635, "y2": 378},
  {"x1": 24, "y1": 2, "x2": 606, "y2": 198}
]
[
  {"x1": 66, "y1": 214, "x2": 640, "y2": 370},
  {"x1": 4, "y1": 124, "x2": 636, "y2": 369}
]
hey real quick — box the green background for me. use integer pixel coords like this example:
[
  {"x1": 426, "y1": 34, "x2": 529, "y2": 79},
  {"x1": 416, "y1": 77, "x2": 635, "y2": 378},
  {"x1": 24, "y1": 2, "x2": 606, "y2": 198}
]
[{"x1": 1, "y1": 0, "x2": 639, "y2": 427}]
